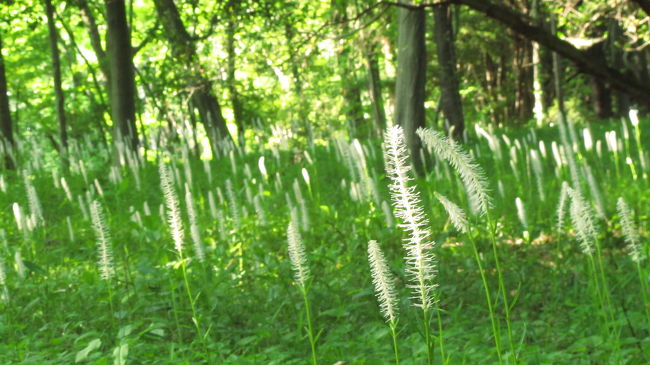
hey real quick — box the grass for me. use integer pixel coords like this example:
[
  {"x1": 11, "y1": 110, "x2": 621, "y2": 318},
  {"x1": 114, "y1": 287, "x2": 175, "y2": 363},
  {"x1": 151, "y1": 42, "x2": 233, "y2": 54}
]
[{"x1": 0, "y1": 116, "x2": 648, "y2": 364}]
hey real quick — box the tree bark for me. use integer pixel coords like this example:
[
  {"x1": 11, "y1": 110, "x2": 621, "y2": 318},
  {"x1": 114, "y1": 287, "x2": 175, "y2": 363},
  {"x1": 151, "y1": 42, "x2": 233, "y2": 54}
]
[
  {"x1": 365, "y1": 40, "x2": 386, "y2": 138},
  {"x1": 45, "y1": 0, "x2": 68, "y2": 168},
  {"x1": 106, "y1": 0, "x2": 138, "y2": 151},
  {"x1": 433, "y1": 3, "x2": 464, "y2": 139},
  {"x1": 607, "y1": 19, "x2": 630, "y2": 116},
  {"x1": 283, "y1": 22, "x2": 313, "y2": 146},
  {"x1": 76, "y1": 0, "x2": 108, "y2": 78},
  {"x1": 55, "y1": 11, "x2": 110, "y2": 147},
  {"x1": 0, "y1": 31, "x2": 14, "y2": 169},
  {"x1": 530, "y1": 0, "x2": 544, "y2": 125},
  {"x1": 226, "y1": 17, "x2": 245, "y2": 151},
  {"x1": 585, "y1": 43, "x2": 613, "y2": 119},
  {"x1": 332, "y1": 0, "x2": 365, "y2": 139},
  {"x1": 451, "y1": 0, "x2": 650, "y2": 109},
  {"x1": 513, "y1": 34, "x2": 533, "y2": 123},
  {"x1": 551, "y1": 16, "x2": 567, "y2": 125},
  {"x1": 153, "y1": 0, "x2": 233, "y2": 152},
  {"x1": 395, "y1": 2, "x2": 426, "y2": 173}
]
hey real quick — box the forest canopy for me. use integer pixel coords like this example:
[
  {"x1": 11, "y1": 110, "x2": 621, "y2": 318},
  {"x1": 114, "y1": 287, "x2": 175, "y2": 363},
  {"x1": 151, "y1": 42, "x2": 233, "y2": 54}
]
[{"x1": 0, "y1": 0, "x2": 648, "y2": 161}]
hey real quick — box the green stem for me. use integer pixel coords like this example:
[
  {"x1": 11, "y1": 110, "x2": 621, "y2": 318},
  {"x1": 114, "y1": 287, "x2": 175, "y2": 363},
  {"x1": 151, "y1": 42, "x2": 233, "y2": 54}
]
[
  {"x1": 636, "y1": 262, "x2": 650, "y2": 331},
  {"x1": 422, "y1": 308, "x2": 433, "y2": 365},
  {"x1": 587, "y1": 255, "x2": 609, "y2": 338},
  {"x1": 301, "y1": 286, "x2": 318, "y2": 365},
  {"x1": 389, "y1": 321, "x2": 400, "y2": 365},
  {"x1": 468, "y1": 232, "x2": 503, "y2": 364},
  {"x1": 593, "y1": 242, "x2": 620, "y2": 356},
  {"x1": 179, "y1": 252, "x2": 205, "y2": 351},
  {"x1": 106, "y1": 280, "x2": 116, "y2": 330},
  {"x1": 487, "y1": 214, "x2": 518, "y2": 364},
  {"x1": 594, "y1": 241, "x2": 616, "y2": 329},
  {"x1": 435, "y1": 303, "x2": 446, "y2": 364},
  {"x1": 168, "y1": 274, "x2": 183, "y2": 342}
]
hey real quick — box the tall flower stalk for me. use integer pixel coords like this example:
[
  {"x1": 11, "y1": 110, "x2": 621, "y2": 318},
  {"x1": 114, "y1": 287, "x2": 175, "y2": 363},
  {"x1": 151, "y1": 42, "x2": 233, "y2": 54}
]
[
  {"x1": 417, "y1": 127, "x2": 515, "y2": 363},
  {"x1": 384, "y1": 125, "x2": 439, "y2": 364},
  {"x1": 617, "y1": 197, "x2": 649, "y2": 327},
  {"x1": 184, "y1": 184, "x2": 205, "y2": 262},
  {"x1": 159, "y1": 161, "x2": 204, "y2": 347},
  {"x1": 567, "y1": 187, "x2": 616, "y2": 342},
  {"x1": 287, "y1": 218, "x2": 317, "y2": 365},
  {"x1": 367, "y1": 240, "x2": 400, "y2": 364},
  {"x1": 435, "y1": 192, "x2": 503, "y2": 364},
  {"x1": 90, "y1": 200, "x2": 115, "y2": 323}
]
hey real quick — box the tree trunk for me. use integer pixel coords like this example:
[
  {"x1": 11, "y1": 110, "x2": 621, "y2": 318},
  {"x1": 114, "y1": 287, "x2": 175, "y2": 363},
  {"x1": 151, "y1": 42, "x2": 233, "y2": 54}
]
[
  {"x1": 45, "y1": 0, "x2": 68, "y2": 168},
  {"x1": 395, "y1": 2, "x2": 426, "y2": 174},
  {"x1": 550, "y1": 16, "x2": 566, "y2": 125},
  {"x1": 513, "y1": 34, "x2": 533, "y2": 123},
  {"x1": 153, "y1": 0, "x2": 233, "y2": 153},
  {"x1": 608, "y1": 19, "x2": 630, "y2": 116},
  {"x1": 76, "y1": 0, "x2": 108, "y2": 78},
  {"x1": 433, "y1": 3, "x2": 464, "y2": 139},
  {"x1": 56, "y1": 11, "x2": 110, "y2": 147},
  {"x1": 332, "y1": 0, "x2": 365, "y2": 139},
  {"x1": 585, "y1": 43, "x2": 613, "y2": 118},
  {"x1": 0, "y1": 31, "x2": 14, "y2": 169},
  {"x1": 283, "y1": 22, "x2": 313, "y2": 146},
  {"x1": 531, "y1": 0, "x2": 544, "y2": 125},
  {"x1": 365, "y1": 40, "x2": 386, "y2": 138},
  {"x1": 590, "y1": 77, "x2": 613, "y2": 119},
  {"x1": 106, "y1": 0, "x2": 138, "y2": 151},
  {"x1": 226, "y1": 17, "x2": 245, "y2": 151}
]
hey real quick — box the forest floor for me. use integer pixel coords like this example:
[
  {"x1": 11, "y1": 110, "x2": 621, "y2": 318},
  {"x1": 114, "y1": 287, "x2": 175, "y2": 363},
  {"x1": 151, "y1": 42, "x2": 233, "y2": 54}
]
[{"x1": 0, "y1": 118, "x2": 648, "y2": 364}]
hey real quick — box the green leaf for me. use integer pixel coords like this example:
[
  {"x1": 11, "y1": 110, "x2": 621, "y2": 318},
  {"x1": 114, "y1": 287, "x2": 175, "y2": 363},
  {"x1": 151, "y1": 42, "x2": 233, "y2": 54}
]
[
  {"x1": 75, "y1": 338, "x2": 101, "y2": 363},
  {"x1": 113, "y1": 343, "x2": 129, "y2": 365},
  {"x1": 149, "y1": 328, "x2": 165, "y2": 337},
  {"x1": 23, "y1": 260, "x2": 47, "y2": 275},
  {"x1": 117, "y1": 324, "x2": 134, "y2": 339}
]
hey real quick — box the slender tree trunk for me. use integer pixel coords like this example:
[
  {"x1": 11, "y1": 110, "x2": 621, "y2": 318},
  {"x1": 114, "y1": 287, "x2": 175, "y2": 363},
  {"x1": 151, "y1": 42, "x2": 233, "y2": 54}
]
[
  {"x1": 77, "y1": 0, "x2": 108, "y2": 78},
  {"x1": 531, "y1": 0, "x2": 544, "y2": 125},
  {"x1": 153, "y1": 0, "x2": 233, "y2": 154},
  {"x1": 56, "y1": 12, "x2": 110, "y2": 147},
  {"x1": 342, "y1": 66, "x2": 364, "y2": 139},
  {"x1": 434, "y1": 3, "x2": 464, "y2": 139},
  {"x1": 513, "y1": 34, "x2": 533, "y2": 123},
  {"x1": 586, "y1": 43, "x2": 613, "y2": 119},
  {"x1": 332, "y1": 0, "x2": 365, "y2": 139},
  {"x1": 591, "y1": 77, "x2": 613, "y2": 119},
  {"x1": 550, "y1": 16, "x2": 566, "y2": 124},
  {"x1": 106, "y1": 0, "x2": 138, "y2": 151},
  {"x1": 365, "y1": 40, "x2": 386, "y2": 138},
  {"x1": 226, "y1": 17, "x2": 245, "y2": 151},
  {"x1": 45, "y1": 0, "x2": 68, "y2": 168},
  {"x1": 0, "y1": 31, "x2": 14, "y2": 169},
  {"x1": 395, "y1": 2, "x2": 426, "y2": 173},
  {"x1": 283, "y1": 22, "x2": 313, "y2": 146},
  {"x1": 608, "y1": 19, "x2": 630, "y2": 116}
]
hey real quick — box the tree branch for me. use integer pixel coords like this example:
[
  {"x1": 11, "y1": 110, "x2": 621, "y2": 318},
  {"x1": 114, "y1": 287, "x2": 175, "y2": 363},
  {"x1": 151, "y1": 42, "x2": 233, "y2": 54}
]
[
  {"x1": 630, "y1": 0, "x2": 650, "y2": 16},
  {"x1": 451, "y1": 0, "x2": 650, "y2": 107},
  {"x1": 132, "y1": 20, "x2": 160, "y2": 56}
]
